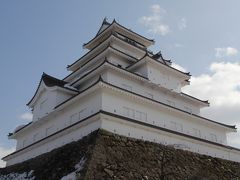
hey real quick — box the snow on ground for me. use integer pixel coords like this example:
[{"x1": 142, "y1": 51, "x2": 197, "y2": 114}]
[
  {"x1": 0, "y1": 170, "x2": 35, "y2": 180},
  {"x1": 61, "y1": 157, "x2": 86, "y2": 180}
]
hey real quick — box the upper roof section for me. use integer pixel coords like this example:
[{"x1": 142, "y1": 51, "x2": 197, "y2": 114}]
[
  {"x1": 42, "y1": 73, "x2": 67, "y2": 87},
  {"x1": 83, "y1": 18, "x2": 155, "y2": 50},
  {"x1": 27, "y1": 73, "x2": 78, "y2": 108}
]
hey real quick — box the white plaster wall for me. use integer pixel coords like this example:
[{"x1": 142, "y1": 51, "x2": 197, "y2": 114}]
[
  {"x1": 111, "y1": 39, "x2": 144, "y2": 59},
  {"x1": 101, "y1": 89, "x2": 227, "y2": 145},
  {"x1": 32, "y1": 90, "x2": 57, "y2": 121},
  {"x1": 105, "y1": 69, "x2": 201, "y2": 115},
  {"x1": 15, "y1": 90, "x2": 102, "y2": 150},
  {"x1": 147, "y1": 64, "x2": 182, "y2": 92},
  {"x1": 56, "y1": 91, "x2": 74, "y2": 106},
  {"x1": 32, "y1": 89, "x2": 76, "y2": 123}
]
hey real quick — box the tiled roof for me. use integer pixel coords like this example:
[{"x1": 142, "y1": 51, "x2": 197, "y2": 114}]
[{"x1": 27, "y1": 73, "x2": 77, "y2": 106}]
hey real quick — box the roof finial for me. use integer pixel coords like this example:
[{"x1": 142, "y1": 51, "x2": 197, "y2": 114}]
[
  {"x1": 156, "y1": 50, "x2": 162, "y2": 56},
  {"x1": 103, "y1": 17, "x2": 107, "y2": 23},
  {"x1": 113, "y1": 18, "x2": 117, "y2": 23},
  {"x1": 152, "y1": 51, "x2": 162, "y2": 59},
  {"x1": 98, "y1": 75, "x2": 103, "y2": 82},
  {"x1": 102, "y1": 17, "x2": 110, "y2": 25},
  {"x1": 104, "y1": 57, "x2": 108, "y2": 62}
]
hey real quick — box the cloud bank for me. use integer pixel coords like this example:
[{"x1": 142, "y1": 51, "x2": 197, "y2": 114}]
[
  {"x1": 19, "y1": 112, "x2": 33, "y2": 121},
  {"x1": 183, "y1": 61, "x2": 240, "y2": 147},
  {"x1": 139, "y1": 4, "x2": 170, "y2": 36},
  {"x1": 139, "y1": 4, "x2": 187, "y2": 36},
  {"x1": 215, "y1": 47, "x2": 238, "y2": 58},
  {"x1": 178, "y1": 18, "x2": 187, "y2": 30},
  {"x1": 0, "y1": 146, "x2": 15, "y2": 167}
]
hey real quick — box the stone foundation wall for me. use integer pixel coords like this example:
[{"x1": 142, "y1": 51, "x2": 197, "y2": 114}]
[{"x1": 1, "y1": 129, "x2": 240, "y2": 180}]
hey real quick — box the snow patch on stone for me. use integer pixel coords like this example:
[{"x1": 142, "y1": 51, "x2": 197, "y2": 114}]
[
  {"x1": 61, "y1": 157, "x2": 86, "y2": 180},
  {"x1": 0, "y1": 170, "x2": 35, "y2": 180}
]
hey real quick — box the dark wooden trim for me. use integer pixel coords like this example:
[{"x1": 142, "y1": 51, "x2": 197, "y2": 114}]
[
  {"x1": 100, "y1": 110, "x2": 239, "y2": 150},
  {"x1": 70, "y1": 59, "x2": 148, "y2": 86},
  {"x1": 66, "y1": 32, "x2": 144, "y2": 71},
  {"x1": 3, "y1": 110, "x2": 239, "y2": 161},
  {"x1": 83, "y1": 20, "x2": 154, "y2": 49},
  {"x1": 127, "y1": 53, "x2": 191, "y2": 77},
  {"x1": 27, "y1": 73, "x2": 78, "y2": 106},
  {"x1": 100, "y1": 80, "x2": 235, "y2": 129},
  {"x1": 181, "y1": 92, "x2": 209, "y2": 105}
]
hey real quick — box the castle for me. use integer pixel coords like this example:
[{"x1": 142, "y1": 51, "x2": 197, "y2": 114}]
[{"x1": 3, "y1": 19, "x2": 240, "y2": 166}]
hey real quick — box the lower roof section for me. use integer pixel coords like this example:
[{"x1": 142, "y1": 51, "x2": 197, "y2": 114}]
[
  {"x1": 3, "y1": 110, "x2": 240, "y2": 163},
  {"x1": 9, "y1": 76, "x2": 236, "y2": 140}
]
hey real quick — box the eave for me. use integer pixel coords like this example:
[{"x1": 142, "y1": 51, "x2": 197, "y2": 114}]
[
  {"x1": 83, "y1": 19, "x2": 154, "y2": 50},
  {"x1": 70, "y1": 59, "x2": 147, "y2": 87},
  {"x1": 3, "y1": 110, "x2": 239, "y2": 162},
  {"x1": 68, "y1": 59, "x2": 209, "y2": 109},
  {"x1": 9, "y1": 76, "x2": 236, "y2": 141},
  {"x1": 67, "y1": 32, "x2": 147, "y2": 72},
  {"x1": 99, "y1": 80, "x2": 236, "y2": 131},
  {"x1": 127, "y1": 53, "x2": 191, "y2": 80},
  {"x1": 27, "y1": 73, "x2": 78, "y2": 108},
  {"x1": 181, "y1": 92, "x2": 210, "y2": 107},
  {"x1": 64, "y1": 45, "x2": 139, "y2": 82},
  {"x1": 61, "y1": 78, "x2": 237, "y2": 131}
]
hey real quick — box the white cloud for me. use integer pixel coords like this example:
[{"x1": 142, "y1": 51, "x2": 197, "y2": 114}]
[
  {"x1": 0, "y1": 146, "x2": 15, "y2": 167},
  {"x1": 183, "y1": 61, "x2": 240, "y2": 147},
  {"x1": 174, "y1": 43, "x2": 184, "y2": 48},
  {"x1": 215, "y1": 47, "x2": 238, "y2": 58},
  {"x1": 178, "y1": 18, "x2": 187, "y2": 30},
  {"x1": 139, "y1": 4, "x2": 170, "y2": 36},
  {"x1": 183, "y1": 62, "x2": 240, "y2": 107},
  {"x1": 151, "y1": 4, "x2": 163, "y2": 14},
  {"x1": 171, "y1": 63, "x2": 187, "y2": 72},
  {"x1": 19, "y1": 112, "x2": 33, "y2": 121}
]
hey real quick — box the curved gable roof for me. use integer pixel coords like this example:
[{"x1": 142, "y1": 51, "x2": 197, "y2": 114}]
[
  {"x1": 27, "y1": 73, "x2": 77, "y2": 107},
  {"x1": 83, "y1": 19, "x2": 154, "y2": 50}
]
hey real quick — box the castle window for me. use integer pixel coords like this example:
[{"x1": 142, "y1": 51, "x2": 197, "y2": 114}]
[
  {"x1": 123, "y1": 107, "x2": 147, "y2": 121},
  {"x1": 170, "y1": 121, "x2": 183, "y2": 132},
  {"x1": 123, "y1": 106, "x2": 134, "y2": 118},
  {"x1": 46, "y1": 126, "x2": 54, "y2": 136},
  {"x1": 192, "y1": 128, "x2": 201, "y2": 137},
  {"x1": 135, "y1": 111, "x2": 147, "y2": 121},
  {"x1": 135, "y1": 110, "x2": 141, "y2": 120},
  {"x1": 210, "y1": 133, "x2": 217, "y2": 142},
  {"x1": 22, "y1": 139, "x2": 26, "y2": 147},
  {"x1": 33, "y1": 133, "x2": 39, "y2": 142},
  {"x1": 184, "y1": 106, "x2": 192, "y2": 114},
  {"x1": 141, "y1": 112, "x2": 147, "y2": 121}
]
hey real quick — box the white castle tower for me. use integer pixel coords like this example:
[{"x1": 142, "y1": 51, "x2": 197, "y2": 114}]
[{"x1": 3, "y1": 19, "x2": 240, "y2": 166}]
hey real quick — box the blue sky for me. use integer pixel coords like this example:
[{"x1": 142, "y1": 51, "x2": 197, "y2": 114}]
[{"x1": 0, "y1": 1, "x2": 240, "y2": 166}]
